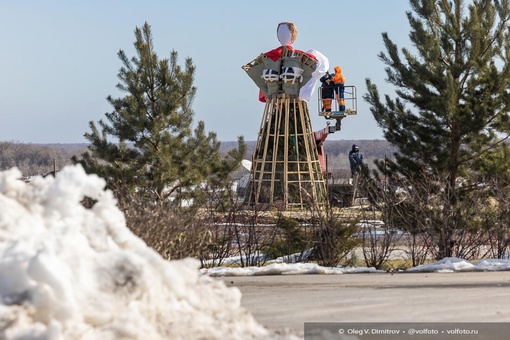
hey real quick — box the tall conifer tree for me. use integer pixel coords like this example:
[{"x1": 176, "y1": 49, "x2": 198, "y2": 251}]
[
  {"x1": 73, "y1": 22, "x2": 245, "y2": 204},
  {"x1": 364, "y1": 0, "x2": 510, "y2": 258}
]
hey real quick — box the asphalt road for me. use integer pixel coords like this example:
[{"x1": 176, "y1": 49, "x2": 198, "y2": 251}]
[{"x1": 218, "y1": 271, "x2": 510, "y2": 338}]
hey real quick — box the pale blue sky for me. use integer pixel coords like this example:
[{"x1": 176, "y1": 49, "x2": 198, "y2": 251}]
[{"x1": 0, "y1": 0, "x2": 412, "y2": 143}]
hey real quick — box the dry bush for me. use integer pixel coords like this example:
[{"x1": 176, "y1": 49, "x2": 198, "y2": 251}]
[
  {"x1": 115, "y1": 188, "x2": 211, "y2": 260},
  {"x1": 311, "y1": 208, "x2": 361, "y2": 267},
  {"x1": 363, "y1": 168, "x2": 510, "y2": 264},
  {"x1": 200, "y1": 208, "x2": 303, "y2": 268}
]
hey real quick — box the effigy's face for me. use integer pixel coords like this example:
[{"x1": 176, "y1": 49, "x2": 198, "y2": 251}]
[{"x1": 277, "y1": 22, "x2": 297, "y2": 46}]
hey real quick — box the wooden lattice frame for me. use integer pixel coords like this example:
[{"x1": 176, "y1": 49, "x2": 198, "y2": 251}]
[{"x1": 245, "y1": 94, "x2": 327, "y2": 210}]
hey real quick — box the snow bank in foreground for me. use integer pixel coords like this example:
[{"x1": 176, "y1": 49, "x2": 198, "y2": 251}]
[{"x1": 0, "y1": 165, "x2": 274, "y2": 340}]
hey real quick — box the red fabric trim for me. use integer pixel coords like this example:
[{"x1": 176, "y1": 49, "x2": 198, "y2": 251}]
[
  {"x1": 259, "y1": 89, "x2": 266, "y2": 103},
  {"x1": 263, "y1": 46, "x2": 317, "y2": 61}
]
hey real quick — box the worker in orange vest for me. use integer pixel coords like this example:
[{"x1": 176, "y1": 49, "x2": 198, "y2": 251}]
[{"x1": 332, "y1": 65, "x2": 346, "y2": 111}]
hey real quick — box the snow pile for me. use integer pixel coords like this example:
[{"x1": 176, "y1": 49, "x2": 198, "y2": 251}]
[
  {"x1": 473, "y1": 258, "x2": 510, "y2": 271},
  {"x1": 202, "y1": 257, "x2": 510, "y2": 277},
  {"x1": 0, "y1": 165, "x2": 272, "y2": 340},
  {"x1": 407, "y1": 257, "x2": 510, "y2": 273},
  {"x1": 202, "y1": 262, "x2": 382, "y2": 277}
]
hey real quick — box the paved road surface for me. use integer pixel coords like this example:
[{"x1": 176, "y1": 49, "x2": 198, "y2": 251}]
[{"x1": 218, "y1": 272, "x2": 510, "y2": 338}]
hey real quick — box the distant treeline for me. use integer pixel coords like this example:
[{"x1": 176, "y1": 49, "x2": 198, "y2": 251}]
[
  {"x1": 1, "y1": 140, "x2": 396, "y2": 178},
  {"x1": 221, "y1": 139, "x2": 397, "y2": 178},
  {"x1": 220, "y1": 139, "x2": 397, "y2": 160},
  {"x1": 0, "y1": 142, "x2": 88, "y2": 177}
]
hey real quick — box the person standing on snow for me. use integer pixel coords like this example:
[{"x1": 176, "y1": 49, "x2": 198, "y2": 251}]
[{"x1": 349, "y1": 144, "x2": 363, "y2": 177}]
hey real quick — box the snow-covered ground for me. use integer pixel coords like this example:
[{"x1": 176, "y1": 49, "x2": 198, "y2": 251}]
[{"x1": 2, "y1": 165, "x2": 510, "y2": 339}]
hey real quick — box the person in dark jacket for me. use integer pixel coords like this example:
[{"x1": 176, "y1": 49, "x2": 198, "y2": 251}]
[
  {"x1": 320, "y1": 71, "x2": 335, "y2": 113},
  {"x1": 348, "y1": 144, "x2": 363, "y2": 177}
]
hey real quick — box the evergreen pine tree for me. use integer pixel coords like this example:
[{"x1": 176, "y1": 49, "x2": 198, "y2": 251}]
[
  {"x1": 364, "y1": 0, "x2": 510, "y2": 258},
  {"x1": 73, "y1": 22, "x2": 245, "y2": 205}
]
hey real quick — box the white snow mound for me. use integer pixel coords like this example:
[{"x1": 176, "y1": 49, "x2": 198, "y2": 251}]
[{"x1": 0, "y1": 165, "x2": 271, "y2": 340}]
